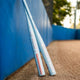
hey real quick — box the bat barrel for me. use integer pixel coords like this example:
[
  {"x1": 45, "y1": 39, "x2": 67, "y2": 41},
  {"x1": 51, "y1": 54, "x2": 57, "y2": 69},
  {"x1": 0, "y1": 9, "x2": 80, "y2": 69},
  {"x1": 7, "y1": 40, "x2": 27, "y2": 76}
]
[
  {"x1": 25, "y1": 11, "x2": 45, "y2": 76},
  {"x1": 23, "y1": 0, "x2": 56, "y2": 76}
]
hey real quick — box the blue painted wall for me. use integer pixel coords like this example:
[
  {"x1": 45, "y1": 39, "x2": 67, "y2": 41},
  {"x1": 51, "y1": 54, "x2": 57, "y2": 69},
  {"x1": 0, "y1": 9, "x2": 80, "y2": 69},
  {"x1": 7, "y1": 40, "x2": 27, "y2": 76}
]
[
  {"x1": 52, "y1": 25, "x2": 77, "y2": 40},
  {"x1": 0, "y1": 0, "x2": 53, "y2": 80},
  {"x1": 76, "y1": 29, "x2": 80, "y2": 39},
  {"x1": 52, "y1": 25, "x2": 80, "y2": 40}
]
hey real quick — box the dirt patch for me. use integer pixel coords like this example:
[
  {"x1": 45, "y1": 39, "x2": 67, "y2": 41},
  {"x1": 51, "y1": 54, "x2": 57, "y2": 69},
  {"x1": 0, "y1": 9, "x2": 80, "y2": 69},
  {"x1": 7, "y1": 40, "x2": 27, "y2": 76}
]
[{"x1": 6, "y1": 40, "x2": 80, "y2": 80}]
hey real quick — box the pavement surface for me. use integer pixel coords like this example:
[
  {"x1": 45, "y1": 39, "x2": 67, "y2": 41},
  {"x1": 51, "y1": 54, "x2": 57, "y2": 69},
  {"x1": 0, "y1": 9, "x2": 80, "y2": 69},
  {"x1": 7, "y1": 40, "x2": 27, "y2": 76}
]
[{"x1": 6, "y1": 40, "x2": 80, "y2": 80}]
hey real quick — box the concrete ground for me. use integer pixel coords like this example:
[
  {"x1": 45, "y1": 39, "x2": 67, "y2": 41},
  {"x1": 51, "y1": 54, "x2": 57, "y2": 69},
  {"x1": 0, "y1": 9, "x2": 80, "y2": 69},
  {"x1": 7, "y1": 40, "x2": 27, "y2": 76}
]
[{"x1": 6, "y1": 40, "x2": 80, "y2": 80}]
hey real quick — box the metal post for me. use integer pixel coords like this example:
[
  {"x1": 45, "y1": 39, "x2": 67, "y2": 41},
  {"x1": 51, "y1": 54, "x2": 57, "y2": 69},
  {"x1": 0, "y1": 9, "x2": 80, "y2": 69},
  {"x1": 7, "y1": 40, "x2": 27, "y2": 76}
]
[
  {"x1": 74, "y1": 0, "x2": 78, "y2": 29},
  {"x1": 74, "y1": 9, "x2": 76, "y2": 29}
]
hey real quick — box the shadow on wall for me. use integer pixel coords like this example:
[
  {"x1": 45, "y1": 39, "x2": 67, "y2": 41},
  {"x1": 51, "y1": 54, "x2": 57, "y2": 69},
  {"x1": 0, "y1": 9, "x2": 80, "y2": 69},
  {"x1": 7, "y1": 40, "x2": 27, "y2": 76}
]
[{"x1": 52, "y1": 25, "x2": 80, "y2": 40}]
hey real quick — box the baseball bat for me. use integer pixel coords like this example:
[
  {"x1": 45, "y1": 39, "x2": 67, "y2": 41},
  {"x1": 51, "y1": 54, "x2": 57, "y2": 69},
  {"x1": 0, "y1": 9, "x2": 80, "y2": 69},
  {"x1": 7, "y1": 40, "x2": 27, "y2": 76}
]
[
  {"x1": 23, "y1": 0, "x2": 56, "y2": 75},
  {"x1": 25, "y1": 11, "x2": 45, "y2": 76}
]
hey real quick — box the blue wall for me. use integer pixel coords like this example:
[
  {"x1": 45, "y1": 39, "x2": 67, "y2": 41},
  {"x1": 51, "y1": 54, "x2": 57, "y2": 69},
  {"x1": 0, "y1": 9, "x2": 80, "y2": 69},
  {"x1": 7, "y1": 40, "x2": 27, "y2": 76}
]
[
  {"x1": 76, "y1": 29, "x2": 80, "y2": 39},
  {"x1": 52, "y1": 25, "x2": 76, "y2": 40},
  {"x1": 0, "y1": 0, "x2": 53, "y2": 80},
  {"x1": 52, "y1": 25, "x2": 80, "y2": 40}
]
